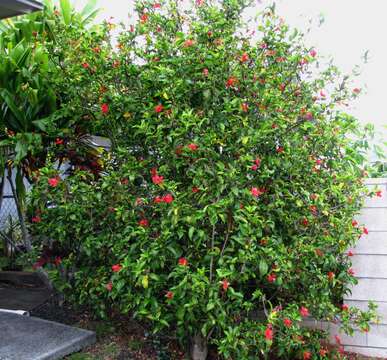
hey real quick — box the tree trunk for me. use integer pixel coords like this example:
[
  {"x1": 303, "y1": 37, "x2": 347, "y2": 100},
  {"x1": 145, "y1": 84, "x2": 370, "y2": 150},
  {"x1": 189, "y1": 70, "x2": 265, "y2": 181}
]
[{"x1": 190, "y1": 334, "x2": 208, "y2": 360}]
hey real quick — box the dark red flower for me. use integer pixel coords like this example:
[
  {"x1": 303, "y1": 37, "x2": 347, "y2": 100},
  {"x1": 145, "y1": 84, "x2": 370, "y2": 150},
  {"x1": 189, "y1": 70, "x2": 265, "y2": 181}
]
[
  {"x1": 303, "y1": 351, "x2": 311, "y2": 360},
  {"x1": 328, "y1": 271, "x2": 335, "y2": 281},
  {"x1": 226, "y1": 76, "x2": 237, "y2": 88},
  {"x1": 48, "y1": 177, "x2": 59, "y2": 187},
  {"x1": 347, "y1": 250, "x2": 354, "y2": 257},
  {"x1": 120, "y1": 178, "x2": 129, "y2": 185},
  {"x1": 165, "y1": 291, "x2": 174, "y2": 299},
  {"x1": 152, "y1": 174, "x2": 164, "y2": 185},
  {"x1": 187, "y1": 143, "x2": 198, "y2": 151},
  {"x1": 251, "y1": 187, "x2": 264, "y2": 197},
  {"x1": 283, "y1": 318, "x2": 292, "y2": 327},
  {"x1": 155, "y1": 104, "x2": 164, "y2": 113},
  {"x1": 183, "y1": 39, "x2": 195, "y2": 47},
  {"x1": 112, "y1": 264, "x2": 122, "y2": 272},
  {"x1": 376, "y1": 190, "x2": 382, "y2": 197},
  {"x1": 106, "y1": 282, "x2": 113, "y2": 291},
  {"x1": 301, "y1": 218, "x2": 309, "y2": 227},
  {"x1": 101, "y1": 103, "x2": 109, "y2": 114},
  {"x1": 309, "y1": 205, "x2": 317, "y2": 215},
  {"x1": 299, "y1": 306, "x2": 309, "y2": 317},
  {"x1": 192, "y1": 187, "x2": 200, "y2": 193},
  {"x1": 352, "y1": 220, "x2": 358, "y2": 227},
  {"x1": 341, "y1": 304, "x2": 349, "y2": 311},
  {"x1": 363, "y1": 227, "x2": 369, "y2": 235},
  {"x1": 32, "y1": 216, "x2": 41, "y2": 223},
  {"x1": 240, "y1": 52, "x2": 249, "y2": 62},
  {"x1": 241, "y1": 103, "x2": 249, "y2": 112},
  {"x1": 251, "y1": 164, "x2": 258, "y2": 171},
  {"x1": 154, "y1": 196, "x2": 163, "y2": 204},
  {"x1": 82, "y1": 62, "x2": 89, "y2": 69},
  {"x1": 54, "y1": 256, "x2": 62, "y2": 266},
  {"x1": 276, "y1": 146, "x2": 284, "y2": 153},
  {"x1": 140, "y1": 13, "x2": 148, "y2": 23},
  {"x1": 221, "y1": 279, "x2": 229, "y2": 291},
  {"x1": 267, "y1": 273, "x2": 276, "y2": 283},
  {"x1": 162, "y1": 194, "x2": 174, "y2": 203},
  {"x1": 264, "y1": 325, "x2": 273, "y2": 341},
  {"x1": 138, "y1": 219, "x2": 149, "y2": 227},
  {"x1": 55, "y1": 138, "x2": 64, "y2": 145},
  {"x1": 178, "y1": 258, "x2": 188, "y2": 266}
]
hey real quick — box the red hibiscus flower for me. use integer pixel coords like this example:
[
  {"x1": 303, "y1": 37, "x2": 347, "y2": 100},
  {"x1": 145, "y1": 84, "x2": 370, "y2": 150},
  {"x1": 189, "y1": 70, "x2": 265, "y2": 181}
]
[
  {"x1": 112, "y1": 264, "x2": 122, "y2": 272},
  {"x1": 101, "y1": 103, "x2": 109, "y2": 114},
  {"x1": 241, "y1": 102, "x2": 249, "y2": 112},
  {"x1": 152, "y1": 175, "x2": 164, "y2": 185},
  {"x1": 341, "y1": 304, "x2": 349, "y2": 311},
  {"x1": 226, "y1": 76, "x2": 237, "y2": 88},
  {"x1": 251, "y1": 164, "x2": 258, "y2": 171},
  {"x1": 283, "y1": 318, "x2": 292, "y2": 328},
  {"x1": 183, "y1": 39, "x2": 195, "y2": 47},
  {"x1": 165, "y1": 291, "x2": 174, "y2": 299},
  {"x1": 352, "y1": 220, "x2": 358, "y2": 227},
  {"x1": 267, "y1": 273, "x2": 276, "y2": 283},
  {"x1": 138, "y1": 219, "x2": 149, "y2": 227},
  {"x1": 54, "y1": 256, "x2": 62, "y2": 266},
  {"x1": 221, "y1": 279, "x2": 230, "y2": 291},
  {"x1": 154, "y1": 196, "x2": 163, "y2": 204},
  {"x1": 301, "y1": 218, "x2": 309, "y2": 227},
  {"x1": 264, "y1": 325, "x2": 273, "y2": 341},
  {"x1": 162, "y1": 194, "x2": 174, "y2": 203},
  {"x1": 347, "y1": 250, "x2": 354, "y2": 257},
  {"x1": 334, "y1": 335, "x2": 341, "y2": 344},
  {"x1": 240, "y1": 52, "x2": 249, "y2": 62},
  {"x1": 328, "y1": 271, "x2": 335, "y2": 281},
  {"x1": 82, "y1": 62, "x2": 89, "y2": 69},
  {"x1": 376, "y1": 190, "x2": 382, "y2": 197},
  {"x1": 319, "y1": 348, "x2": 328, "y2": 356},
  {"x1": 140, "y1": 13, "x2": 148, "y2": 23},
  {"x1": 48, "y1": 177, "x2": 59, "y2": 187},
  {"x1": 106, "y1": 282, "x2": 113, "y2": 291},
  {"x1": 250, "y1": 187, "x2": 264, "y2": 197},
  {"x1": 178, "y1": 257, "x2": 188, "y2": 266},
  {"x1": 32, "y1": 216, "x2": 41, "y2": 223},
  {"x1": 303, "y1": 351, "x2": 312, "y2": 360},
  {"x1": 155, "y1": 104, "x2": 164, "y2": 113},
  {"x1": 187, "y1": 143, "x2": 198, "y2": 151},
  {"x1": 363, "y1": 227, "x2": 369, "y2": 235},
  {"x1": 299, "y1": 306, "x2": 309, "y2": 317},
  {"x1": 55, "y1": 138, "x2": 64, "y2": 145},
  {"x1": 192, "y1": 187, "x2": 200, "y2": 193}
]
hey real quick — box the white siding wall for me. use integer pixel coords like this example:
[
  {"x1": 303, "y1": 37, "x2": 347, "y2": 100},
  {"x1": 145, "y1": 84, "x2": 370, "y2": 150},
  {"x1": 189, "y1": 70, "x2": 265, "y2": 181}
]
[{"x1": 342, "y1": 178, "x2": 387, "y2": 357}]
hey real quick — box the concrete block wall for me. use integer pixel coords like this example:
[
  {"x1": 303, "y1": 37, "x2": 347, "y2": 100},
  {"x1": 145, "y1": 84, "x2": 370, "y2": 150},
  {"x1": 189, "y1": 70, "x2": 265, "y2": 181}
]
[{"x1": 337, "y1": 178, "x2": 387, "y2": 357}]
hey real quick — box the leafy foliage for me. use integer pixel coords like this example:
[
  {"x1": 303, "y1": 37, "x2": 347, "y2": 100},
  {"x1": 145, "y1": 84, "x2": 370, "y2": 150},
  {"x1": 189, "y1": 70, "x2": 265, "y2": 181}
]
[{"x1": 29, "y1": 1, "x2": 378, "y2": 358}]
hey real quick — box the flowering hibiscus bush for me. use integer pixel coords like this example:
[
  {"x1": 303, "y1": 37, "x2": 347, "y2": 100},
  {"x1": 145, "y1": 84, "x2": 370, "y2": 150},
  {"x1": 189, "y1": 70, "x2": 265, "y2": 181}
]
[{"x1": 30, "y1": 1, "x2": 378, "y2": 358}]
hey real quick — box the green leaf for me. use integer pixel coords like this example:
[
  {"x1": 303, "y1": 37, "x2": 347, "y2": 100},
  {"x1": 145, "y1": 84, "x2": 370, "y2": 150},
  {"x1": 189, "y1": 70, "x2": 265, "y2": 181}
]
[{"x1": 259, "y1": 260, "x2": 268, "y2": 277}]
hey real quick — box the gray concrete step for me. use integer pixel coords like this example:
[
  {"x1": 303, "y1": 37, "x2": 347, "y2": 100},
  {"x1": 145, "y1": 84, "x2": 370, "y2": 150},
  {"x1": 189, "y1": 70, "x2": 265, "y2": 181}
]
[{"x1": 0, "y1": 311, "x2": 95, "y2": 360}]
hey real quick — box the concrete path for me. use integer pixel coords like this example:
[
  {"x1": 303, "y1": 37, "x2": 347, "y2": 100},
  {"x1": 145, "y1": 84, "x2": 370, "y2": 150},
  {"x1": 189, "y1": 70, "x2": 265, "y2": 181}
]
[{"x1": 0, "y1": 311, "x2": 96, "y2": 360}]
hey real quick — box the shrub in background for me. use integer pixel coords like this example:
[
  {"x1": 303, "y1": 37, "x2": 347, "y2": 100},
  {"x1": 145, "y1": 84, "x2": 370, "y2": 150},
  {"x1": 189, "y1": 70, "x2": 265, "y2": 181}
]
[{"x1": 30, "y1": 1, "x2": 378, "y2": 358}]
